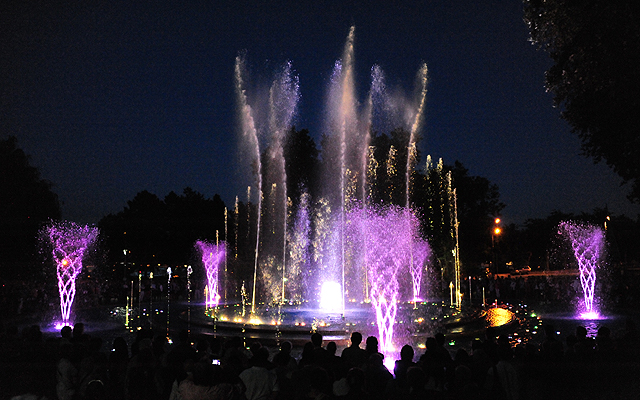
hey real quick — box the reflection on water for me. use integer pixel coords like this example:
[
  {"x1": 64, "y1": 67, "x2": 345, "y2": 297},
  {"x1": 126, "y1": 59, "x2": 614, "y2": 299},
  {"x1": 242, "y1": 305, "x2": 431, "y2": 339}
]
[{"x1": 486, "y1": 307, "x2": 515, "y2": 327}]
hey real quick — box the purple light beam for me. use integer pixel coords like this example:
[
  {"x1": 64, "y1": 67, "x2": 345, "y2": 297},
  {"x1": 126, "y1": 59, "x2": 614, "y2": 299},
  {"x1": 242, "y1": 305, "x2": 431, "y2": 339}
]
[
  {"x1": 351, "y1": 206, "x2": 418, "y2": 354},
  {"x1": 559, "y1": 221, "x2": 605, "y2": 319},
  {"x1": 196, "y1": 240, "x2": 226, "y2": 309},
  {"x1": 46, "y1": 221, "x2": 99, "y2": 327},
  {"x1": 410, "y1": 239, "x2": 431, "y2": 302}
]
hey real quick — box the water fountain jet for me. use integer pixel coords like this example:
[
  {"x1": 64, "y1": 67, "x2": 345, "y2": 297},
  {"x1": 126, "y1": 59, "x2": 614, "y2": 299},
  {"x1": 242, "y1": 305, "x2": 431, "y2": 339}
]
[
  {"x1": 559, "y1": 221, "x2": 606, "y2": 319},
  {"x1": 45, "y1": 221, "x2": 99, "y2": 327}
]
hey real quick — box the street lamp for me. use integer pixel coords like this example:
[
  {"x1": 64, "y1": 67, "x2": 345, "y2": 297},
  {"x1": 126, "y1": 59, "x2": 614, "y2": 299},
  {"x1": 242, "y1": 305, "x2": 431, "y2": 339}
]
[{"x1": 491, "y1": 218, "x2": 502, "y2": 274}]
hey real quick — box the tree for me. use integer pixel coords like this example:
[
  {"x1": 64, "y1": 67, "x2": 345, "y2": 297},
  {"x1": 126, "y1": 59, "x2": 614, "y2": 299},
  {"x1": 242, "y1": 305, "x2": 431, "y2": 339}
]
[
  {"x1": 284, "y1": 127, "x2": 320, "y2": 210},
  {"x1": 524, "y1": 0, "x2": 640, "y2": 200},
  {"x1": 450, "y1": 161, "x2": 505, "y2": 267},
  {"x1": 0, "y1": 136, "x2": 61, "y2": 276},
  {"x1": 98, "y1": 188, "x2": 227, "y2": 268},
  {"x1": 413, "y1": 159, "x2": 505, "y2": 275}
]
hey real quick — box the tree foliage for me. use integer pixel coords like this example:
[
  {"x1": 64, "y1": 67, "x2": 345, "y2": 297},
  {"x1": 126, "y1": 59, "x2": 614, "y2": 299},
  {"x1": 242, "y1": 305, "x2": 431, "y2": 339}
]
[
  {"x1": 0, "y1": 136, "x2": 61, "y2": 276},
  {"x1": 524, "y1": 0, "x2": 640, "y2": 200},
  {"x1": 98, "y1": 188, "x2": 227, "y2": 268}
]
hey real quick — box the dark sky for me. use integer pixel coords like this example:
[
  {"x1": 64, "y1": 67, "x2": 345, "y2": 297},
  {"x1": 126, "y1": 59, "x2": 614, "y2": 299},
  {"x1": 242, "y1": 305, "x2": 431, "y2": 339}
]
[{"x1": 2, "y1": 1, "x2": 637, "y2": 225}]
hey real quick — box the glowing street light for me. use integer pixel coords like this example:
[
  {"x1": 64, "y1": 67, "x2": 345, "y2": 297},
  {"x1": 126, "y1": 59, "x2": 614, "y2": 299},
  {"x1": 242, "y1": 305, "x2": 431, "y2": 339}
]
[{"x1": 491, "y1": 218, "x2": 502, "y2": 274}]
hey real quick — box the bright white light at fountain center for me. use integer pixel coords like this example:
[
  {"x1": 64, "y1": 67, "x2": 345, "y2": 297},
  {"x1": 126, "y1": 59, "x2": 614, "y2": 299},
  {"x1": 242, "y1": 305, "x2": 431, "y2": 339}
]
[{"x1": 320, "y1": 281, "x2": 342, "y2": 312}]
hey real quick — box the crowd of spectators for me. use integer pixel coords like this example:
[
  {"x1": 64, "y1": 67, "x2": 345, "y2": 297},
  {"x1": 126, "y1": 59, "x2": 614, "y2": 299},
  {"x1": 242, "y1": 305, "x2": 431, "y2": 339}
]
[{"x1": 2, "y1": 318, "x2": 640, "y2": 400}]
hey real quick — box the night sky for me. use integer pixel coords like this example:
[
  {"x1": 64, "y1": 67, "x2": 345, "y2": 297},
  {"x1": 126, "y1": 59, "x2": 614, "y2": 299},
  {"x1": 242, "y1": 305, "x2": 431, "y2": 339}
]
[{"x1": 2, "y1": 1, "x2": 637, "y2": 225}]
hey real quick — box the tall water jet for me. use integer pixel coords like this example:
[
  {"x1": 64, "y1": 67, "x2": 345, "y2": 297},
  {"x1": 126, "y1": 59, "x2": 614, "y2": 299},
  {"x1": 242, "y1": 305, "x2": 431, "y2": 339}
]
[
  {"x1": 558, "y1": 221, "x2": 606, "y2": 319},
  {"x1": 406, "y1": 63, "x2": 428, "y2": 208},
  {"x1": 235, "y1": 26, "x2": 430, "y2": 319},
  {"x1": 267, "y1": 61, "x2": 299, "y2": 303},
  {"x1": 196, "y1": 240, "x2": 226, "y2": 311},
  {"x1": 45, "y1": 221, "x2": 99, "y2": 327},
  {"x1": 236, "y1": 54, "x2": 299, "y2": 308},
  {"x1": 235, "y1": 54, "x2": 262, "y2": 314}
]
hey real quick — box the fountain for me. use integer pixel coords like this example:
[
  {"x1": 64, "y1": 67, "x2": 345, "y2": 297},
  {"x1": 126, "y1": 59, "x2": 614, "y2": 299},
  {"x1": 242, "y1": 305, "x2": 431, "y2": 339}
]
[
  {"x1": 44, "y1": 221, "x2": 99, "y2": 328},
  {"x1": 224, "y1": 26, "x2": 438, "y2": 358},
  {"x1": 180, "y1": 26, "x2": 525, "y2": 361},
  {"x1": 346, "y1": 206, "x2": 430, "y2": 354},
  {"x1": 558, "y1": 221, "x2": 606, "y2": 319},
  {"x1": 196, "y1": 240, "x2": 227, "y2": 310}
]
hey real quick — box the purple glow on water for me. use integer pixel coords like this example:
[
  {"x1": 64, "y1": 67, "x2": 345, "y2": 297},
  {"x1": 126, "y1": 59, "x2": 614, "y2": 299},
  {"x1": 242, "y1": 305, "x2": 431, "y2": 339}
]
[
  {"x1": 559, "y1": 221, "x2": 605, "y2": 318},
  {"x1": 46, "y1": 221, "x2": 99, "y2": 326},
  {"x1": 196, "y1": 240, "x2": 226, "y2": 309}
]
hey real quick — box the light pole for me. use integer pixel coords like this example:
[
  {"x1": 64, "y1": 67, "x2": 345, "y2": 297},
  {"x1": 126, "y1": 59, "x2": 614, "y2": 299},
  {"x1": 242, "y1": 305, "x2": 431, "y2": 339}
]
[{"x1": 491, "y1": 218, "x2": 501, "y2": 275}]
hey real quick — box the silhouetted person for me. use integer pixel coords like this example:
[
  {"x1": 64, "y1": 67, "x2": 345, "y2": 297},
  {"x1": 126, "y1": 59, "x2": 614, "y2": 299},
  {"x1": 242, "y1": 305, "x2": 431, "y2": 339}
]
[
  {"x1": 365, "y1": 336, "x2": 383, "y2": 360},
  {"x1": 57, "y1": 342, "x2": 79, "y2": 400},
  {"x1": 541, "y1": 324, "x2": 564, "y2": 362},
  {"x1": 72, "y1": 322, "x2": 89, "y2": 345},
  {"x1": 341, "y1": 332, "x2": 368, "y2": 369},
  {"x1": 364, "y1": 352, "x2": 392, "y2": 400},
  {"x1": 273, "y1": 341, "x2": 297, "y2": 398},
  {"x1": 325, "y1": 340, "x2": 345, "y2": 380},
  {"x1": 595, "y1": 326, "x2": 616, "y2": 360},
  {"x1": 483, "y1": 345, "x2": 519, "y2": 400},
  {"x1": 239, "y1": 346, "x2": 279, "y2": 400},
  {"x1": 311, "y1": 332, "x2": 330, "y2": 367},
  {"x1": 108, "y1": 337, "x2": 129, "y2": 398},
  {"x1": 574, "y1": 325, "x2": 595, "y2": 361},
  {"x1": 419, "y1": 337, "x2": 446, "y2": 392},
  {"x1": 60, "y1": 325, "x2": 72, "y2": 343},
  {"x1": 405, "y1": 367, "x2": 429, "y2": 400},
  {"x1": 339, "y1": 367, "x2": 368, "y2": 400},
  {"x1": 394, "y1": 344, "x2": 416, "y2": 388},
  {"x1": 298, "y1": 341, "x2": 316, "y2": 368}
]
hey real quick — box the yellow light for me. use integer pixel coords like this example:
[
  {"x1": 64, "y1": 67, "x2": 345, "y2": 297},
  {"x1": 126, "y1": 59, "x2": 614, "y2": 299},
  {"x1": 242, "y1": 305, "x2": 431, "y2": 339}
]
[
  {"x1": 495, "y1": 218, "x2": 501, "y2": 224},
  {"x1": 61, "y1": 259, "x2": 69, "y2": 267},
  {"x1": 494, "y1": 227, "x2": 501, "y2": 235}
]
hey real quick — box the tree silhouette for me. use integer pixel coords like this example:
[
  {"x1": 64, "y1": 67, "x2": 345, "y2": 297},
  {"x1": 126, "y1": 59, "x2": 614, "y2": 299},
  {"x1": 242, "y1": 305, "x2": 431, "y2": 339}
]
[
  {"x1": 0, "y1": 136, "x2": 61, "y2": 277},
  {"x1": 524, "y1": 0, "x2": 640, "y2": 201}
]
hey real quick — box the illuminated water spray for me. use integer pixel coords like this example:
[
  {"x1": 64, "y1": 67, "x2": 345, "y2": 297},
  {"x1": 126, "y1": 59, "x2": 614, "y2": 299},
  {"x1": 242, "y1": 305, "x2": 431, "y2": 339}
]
[
  {"x1": 45, "y1": 221, "x2": 99, "y2": 327},
  {"x1": 348, "y1": 206, "x2": 424, "y2": 355},
  {"x1": 196, "y1": 240, "x2": 226, "y2": 310},
  {"x1": 235, "y1": 55, "x2": 262, "y2": 314},
  {"x1": 410, "y1": 238, "x2": 431, "y2": 302},
  {"x1": 559, "y1": 221, "x2": 606, "y2": 319},
  {"x1": 236, "y1": 54, "x2": 299, "y2": 309},
  {"x1": 236, "y1": 26, "x2": 430, "y2": 317}
]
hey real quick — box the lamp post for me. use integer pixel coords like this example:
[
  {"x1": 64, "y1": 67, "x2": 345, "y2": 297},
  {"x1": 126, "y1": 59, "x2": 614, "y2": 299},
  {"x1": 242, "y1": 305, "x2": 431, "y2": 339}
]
[{"x1": 491, "y1": 218, "x2": 501, "y2": 275}]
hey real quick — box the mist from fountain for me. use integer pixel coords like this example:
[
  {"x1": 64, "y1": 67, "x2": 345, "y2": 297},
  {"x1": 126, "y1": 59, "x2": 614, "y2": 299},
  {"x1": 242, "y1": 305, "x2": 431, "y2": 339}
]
[
  {"x1": 559, "y1": 221, "x2": 606, "y2": 319},
  {"x1": 45, "y1": 221, "x2": 99, "y2": 327}
]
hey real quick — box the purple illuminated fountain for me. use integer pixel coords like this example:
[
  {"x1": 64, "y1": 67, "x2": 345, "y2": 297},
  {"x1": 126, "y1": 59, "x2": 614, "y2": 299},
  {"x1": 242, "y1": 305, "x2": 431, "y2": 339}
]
[
  {"x1": 196, "y1": 240, "x2": 227, "y2": 310},
  {"x1": 346, "y1": 206, "x2": 427, "y2": 354},
  {"x1": 559, "y1": 221, "x2": 606, "y2": 319},
  {"x1": 45, "y1": 221, "x2": 99, "y2": 327},
  {"x1": 229, "y1": 26, "x2": 436, "y2": 359}
]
